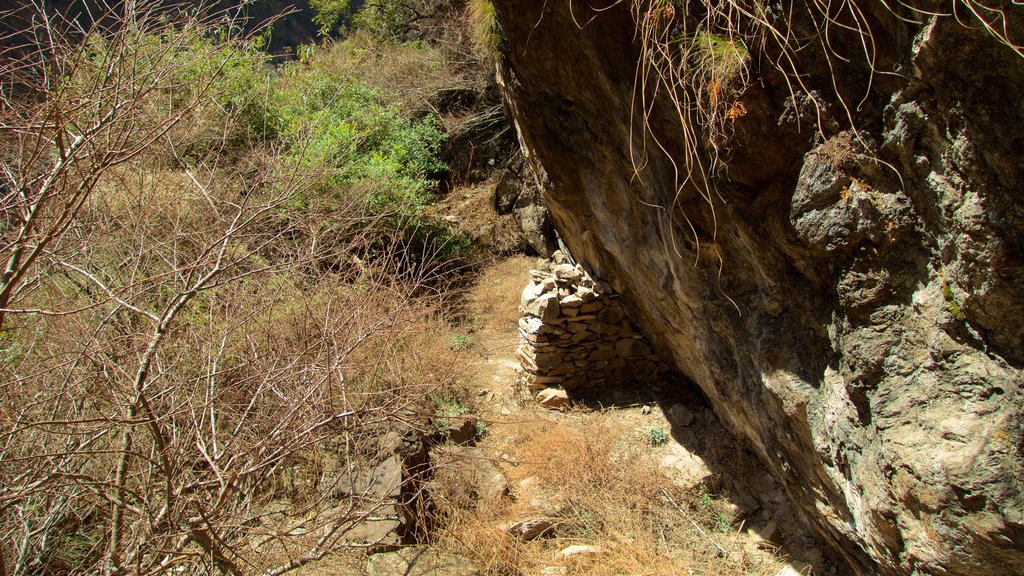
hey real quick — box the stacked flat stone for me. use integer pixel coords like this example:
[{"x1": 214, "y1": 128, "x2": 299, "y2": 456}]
[{"x1": 517, "y1": 255, "x2": 667, "y2": 404}]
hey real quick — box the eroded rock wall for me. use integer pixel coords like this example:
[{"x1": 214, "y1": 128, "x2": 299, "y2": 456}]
[{"x1": 492, "y1": 1, "x2": 1024, "y2": 574}]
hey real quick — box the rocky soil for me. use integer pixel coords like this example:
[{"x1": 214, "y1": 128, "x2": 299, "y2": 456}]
[{"x1": 353, "y1": 255, "x2": 853, "y2": 576}]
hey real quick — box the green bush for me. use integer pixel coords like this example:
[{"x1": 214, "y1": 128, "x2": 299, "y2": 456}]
[
  {"x1": 275, "y1": 59, "x2": 446, "y2": 203},
  {"x1": 272, "y1": 49, "x2": 471, "y2": 268}
]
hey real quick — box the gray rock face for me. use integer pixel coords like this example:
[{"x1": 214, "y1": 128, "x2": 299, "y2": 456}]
[
  {"x1": 496, "y1": 155, "x2": 558, "y2": 256},
  {"x1": 492, "y1": 2, "x2": 1024, "y2": 575}
]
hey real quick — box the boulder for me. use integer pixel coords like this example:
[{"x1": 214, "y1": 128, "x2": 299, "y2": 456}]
[
  {"x1": 535, "y1": 388, "x2": 571, "y2": 410},
  {"x1": 428, "y1": 445, "x2": 510, "y2": 511}
]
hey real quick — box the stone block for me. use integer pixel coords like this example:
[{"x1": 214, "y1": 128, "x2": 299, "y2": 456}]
[
  {"x1": 533, "y1": 351, "x2": 564, "y2": 369},
  {"x1": 520, "y1": 316, "x2": 544, "y2": 333},
  {"x1": 520, "y1": 282, "x2": 545, "y2": 308},
  {"x1": 548, "y1": 363, "x2": 576, "y2": 376},
  {"x1": 559, "y1": 293, "x2": 584, "y2": 307},
  {"x1": 536, "y1": 388, "x2": 571, "y2": 409},
  {"x1": 525, "y1": 293, "x2": 560, "y2": 320},
  {"x1": 554, "y1": 263, "x2": 583, "y2": 282},
  {"x1": 567, "y1": 322, "x2": 590, "y2": 333},
  {"x1": 571, "y1": 331, "x2": 592, "y2": 342},
  {"x1": 588, "y1": 348, "x2": 617, "y2": 362}
]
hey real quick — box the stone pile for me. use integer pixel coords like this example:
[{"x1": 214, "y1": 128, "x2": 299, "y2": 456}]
[{"x1": 517, "y1": 254, "x2": 667, "y2": 405}]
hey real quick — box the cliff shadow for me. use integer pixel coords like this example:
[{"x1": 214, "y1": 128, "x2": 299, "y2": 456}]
[{"x1": 572, "y1": 376, "x2": 854, "y2": 576}]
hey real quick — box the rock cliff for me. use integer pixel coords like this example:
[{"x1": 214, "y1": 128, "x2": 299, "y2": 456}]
[{"x1": 491, "y1": 1, "x2": 1024, "y2": 574}]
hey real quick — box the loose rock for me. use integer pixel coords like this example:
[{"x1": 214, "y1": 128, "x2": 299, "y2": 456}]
[
  {"x1": 502, "y1": 518, "x2": 557, "y2": 540},
  {"x1": 555, "y1": 544, "x2": 602, "y2": 559},
  {"x1": 535, "y1": 388, "x2": 571, "y2": 410}
]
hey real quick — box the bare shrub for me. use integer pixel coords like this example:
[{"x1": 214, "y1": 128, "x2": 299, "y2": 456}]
[{"x1": 0, "y1": 3, "x2": 466, "y2": 574}]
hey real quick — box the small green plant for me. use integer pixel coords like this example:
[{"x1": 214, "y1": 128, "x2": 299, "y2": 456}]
[
  {"x1": 572, "y1": 507, "x2": 599, "y2": 538},
  {"x1": 644, "y1": 425, "x2": 668, "y2": 446},
  {"x1": 699, "y1": 488, "x2": 713, "y2": 509},
  {"x1": 475, "y1": 419, "x2": 488, "y2": 439},
  {"x1": 450, "y1": 333, "x2": 472, "y2": 349},
  {"x1": 432, "y1": 395, "x2": 469, "y2": 432},
  {"x1": 715, "y1": 512, "x2": 731, "y2": 532},
  {"x1": 942, "y1": 281, "x2": 966, "y2": 321},
  {"x1": 690, "y1": 32, "x2": 750, "y2": 86}
]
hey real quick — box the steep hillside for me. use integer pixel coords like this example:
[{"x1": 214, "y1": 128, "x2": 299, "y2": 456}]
[{"x1": 491, "y1": 1, "x2": 1024, "y2": 574}]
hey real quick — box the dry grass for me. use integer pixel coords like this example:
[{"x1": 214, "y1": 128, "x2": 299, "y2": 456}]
[
  {"x1": 467, "y1": 0, "x2": 501, "y2": 60},
  {"x1": 435, "y1": 410, "x2": 787, "y2": 576},
  {"x1": 427, "y1": 183, "x2": 530, "y2": 257},
  {"x1": 466, "y1": 255, "x2": 535, "y2": 335}
]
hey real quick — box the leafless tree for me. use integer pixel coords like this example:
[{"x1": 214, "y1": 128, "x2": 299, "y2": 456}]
[{"x1": 0, "y1": 3, "x2": 461, "y2": 574}]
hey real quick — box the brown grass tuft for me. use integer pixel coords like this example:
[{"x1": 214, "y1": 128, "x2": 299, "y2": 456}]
[
  {"x1": 466, "y1": 255, "x2": 535, "y2": 335},
  {"x1": 435, "y1": 411, "x2": 787, "y2": 575}
]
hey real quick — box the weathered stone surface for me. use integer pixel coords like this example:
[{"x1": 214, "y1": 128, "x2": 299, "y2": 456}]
[
  {"x1": 523, "y1": 292, "x2": 559, "y2": 321},
  {"x1": 428, "y1": 445, "x2": 509, "y2": 511},
  {"x1": 496, "y1": 155, "x2": 558, "y2": 257},
  {"x1": 367, "y1": 547, "x2": 480, "y2": 576},
  {"x1": 444, "y1": 418, "x2": 478, "y2": 445},
  {"x1": 535, "y1": 387, "x2": 570, "y2": 410},
  {"x1": 660, "y1": 445, "x2": 715, "y2": 491},
  {"x1": 494, "y1": 1, "x2": 1024, "y2": 575},
  {"x1": 501, "y1": 518, "x2": 557, "y2": 540},
  {"x1": 553, "y1": 263, "x2": 583, "y2": 282},
  {"x1": 332, "y1": 455, "x2": 405, "y2": 550},
  {"x1": 559, "y1": 293, "x2": 584, "y2": 308},
  {"x1": 516, "y1": 257, "x2": 667, "y2": 398}
]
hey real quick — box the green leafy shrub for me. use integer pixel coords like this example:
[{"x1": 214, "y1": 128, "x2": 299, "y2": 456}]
[
  {"x1": 644, "y1": 425, "x2": 668, "y2": 446},
  {"x1": 275, "y1": 59, "x2": 445, "y2": 200},
  {"x1": 432, "y1": 394, "x2": 470, "y2": 433},
  {"x1": 272, "y1": 51, "x2": 470, "y2": 269},
  {"x1": 310, "y1": 0, "x2": 354, "y2": 36}
]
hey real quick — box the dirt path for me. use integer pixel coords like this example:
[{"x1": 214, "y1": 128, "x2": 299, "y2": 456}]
[{"x1": 431, "y1": 255, "x2": 850, "y2": 576}]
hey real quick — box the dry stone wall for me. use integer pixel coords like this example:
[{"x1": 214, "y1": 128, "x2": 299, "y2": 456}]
[{"x1": 517, "y1": 253, "x2": 667, "y2": 403}]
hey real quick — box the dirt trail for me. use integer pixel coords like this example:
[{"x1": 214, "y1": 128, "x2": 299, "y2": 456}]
[{"x1": 437, "y1": 255, "x2": 850, "y2": 576}]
